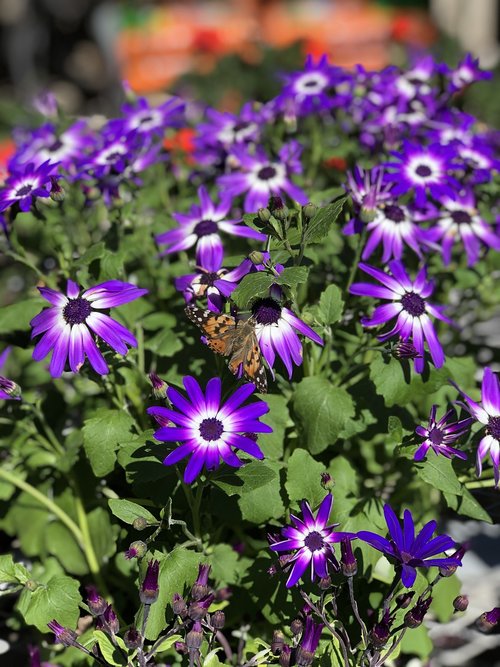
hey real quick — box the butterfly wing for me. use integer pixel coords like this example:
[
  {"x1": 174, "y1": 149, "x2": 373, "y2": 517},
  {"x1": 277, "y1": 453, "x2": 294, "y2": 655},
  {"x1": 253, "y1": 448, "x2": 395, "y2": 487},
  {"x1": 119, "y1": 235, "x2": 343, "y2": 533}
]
[
  {"x1": 185, "y1": 305, "x2": 237, "y2": 356},
  {"x1": 227, "y1": 322, "x2": 268, "y2": 394}
]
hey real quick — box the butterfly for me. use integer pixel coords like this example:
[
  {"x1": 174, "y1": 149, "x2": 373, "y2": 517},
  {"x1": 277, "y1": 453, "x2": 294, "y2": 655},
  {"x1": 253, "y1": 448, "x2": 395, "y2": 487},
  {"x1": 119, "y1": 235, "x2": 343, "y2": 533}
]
[{"x1": 185, "y1": 305, "x2": 267, "y2": 393}]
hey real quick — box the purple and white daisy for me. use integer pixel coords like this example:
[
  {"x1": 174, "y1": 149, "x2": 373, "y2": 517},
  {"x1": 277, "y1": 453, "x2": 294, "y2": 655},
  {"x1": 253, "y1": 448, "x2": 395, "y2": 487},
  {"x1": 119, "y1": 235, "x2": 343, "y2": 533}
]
[
  {"x1": 195, "y1": 102, "x2": 267, "y2": 154},
  {"x1": 116, "y1": 95, "x2": 185, "y2": 136},
  {"x1": 441, "y1": 53, "x2": 492, "y2": 93},
  {"x1": 456, "y1": 137, "x2": 500, "y2": 184},
  {"x1": 454, "y1": 367, "x2": 500, "y2": 487},
  {"x1": 147, "y1": 376, "x2": 271, "y2": 483},
  {"x1": 0, "y1": 160, "x2": 59, "y2": 213},
  {"x1": 358, "y1": 504, "x2": 461, "y2": 588},
  {"x1": 174, "y1": 254, "x2": 239, "y2": 313},
  {"x1": 250, "y1": 297, "x2": 323, "y2": 379},
  {"x1": 217, "y1": 141, "x2": 308, "y2": 213},
  {"x1": 30, "y1": 279, "x2": 148, "y2": 377},
  {"x1": 344, "y1": 166, "x2": 394, "y2": 234},
  {"x1": 350, "y1": 261, "x2": 452, "y2": 373},
  {"x1": 156, "y1": 186, "x2": 265, "y2": 267},
  {"x1": 414, "y1": 405, "x2": 472, "y2": 461},
  {"x1": 0, "y1": 347, "x2": 21, "y2": 401},
  {"x1": 360, "y1": 202, "x2": 426, "y2": 262},
  {"x1": 426, "y1": 191, "x2": 500, "y2": 266},
  {"x1": 383, "y1": 142, "x2": 459, "y2": 207},
  {"x1": 269, "y1": 494, "x2": 352, "y2": 587}
]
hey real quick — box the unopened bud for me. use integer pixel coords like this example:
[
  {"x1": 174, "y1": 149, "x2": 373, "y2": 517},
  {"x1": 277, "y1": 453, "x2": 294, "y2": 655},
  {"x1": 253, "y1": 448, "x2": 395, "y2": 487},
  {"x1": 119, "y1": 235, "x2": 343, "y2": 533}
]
[
  {"x1": 396, "y1": 592, "x2": 415, "y2": 609},
  {"x1": 340, "y1": 538, "x2": 357, "y2": 577},
  {"x1": 453, "y1": 595, "x2": 469, "y2": 612},
  {"x1": 290, "y1": 618, "x2": 303, "y2": 635},
  {"x1": 186, "y1": 621, "x2": 203, "y2": 650},
  {"x1": 191, "y1": 564, "x2": 211, "y2": 601},
  {"x1": 269, "y1": 196, "x2": 288, "y2": 221},
  {"x1": 212, "y1": 610, "x2": 225, "y2": 629},
  {"x1": 25, "y1": 580, "x2": 39, "y2": 591},
  {"x1": 47, "y1": 620, "x2": 77, "y2": 647},
  {"x1": 123, "y1": 627, "x2": 141, "y2": 649},
  {"x1": 140, "y1": 559, "x2": 160, "y2": 605},
  {"x1": 86, "y1": 585, "x2": 108, "y2": 616},
  {"x1": 49, "y1": 178, "x2": 65, "y2": 202},
  {"x1": 475, "y1": 607, "x2": 500, "y2": 633},
  {"x1": 303, "y1": 203, "x2": 317, "y2": 220},
  {"x1": 102, "y1": 605, "x2": 120, "y2": 634},
  {"x1": 188, "y1": 594, "x2": 214, "y2": 621},
  {"x1": 172, "y1": 593, "x2": 188, "y2": 617},
  {"x1": 0, "y1": 376, "x2": 21, "y2": 399},
  {"x1": 320, "y1": 472, "x2": 334, "y2": 491},
  {"x1": 318, "y1": 576, "x2": 332, "y2": 590},
  {"x1": 369, "y1": 620, "x2": 390, "y2": 648},
  {"x1": 440, "y1": 545, "x2": 466, "y2": 577},
  {"x1": 271, "y1": 630, "x2": 285, "y2": 655},
  {"x1": 404, "y1": 597, "x2": 432, "y2": 629},
  {"x1": 248, "y1": 250, "x2": 265, "y2": 265},
  {"x1": 175, "y1": 640, "x2": 189, "y2": 654},
  {"x1": 359, "y1": 206, "x2": 377, "y2": 223},
  {"x1": 149, "y1": 372, "x2": 168, "y2": 399},
  {"x1": 125, "y1": 540, "x2": 147, "y2": 560},
  {"x1": 258, "y1": 207, "x2": 271, "y2": 223},
  {"x1": 132, "y1": 517, "x2": 148, "y2": 531},
  {"x1": 279, "y1": 644, "x2": 292, "y2": 667},
  {"x1": 393, "y1": 340, "x2": 421, "y2": 360}
]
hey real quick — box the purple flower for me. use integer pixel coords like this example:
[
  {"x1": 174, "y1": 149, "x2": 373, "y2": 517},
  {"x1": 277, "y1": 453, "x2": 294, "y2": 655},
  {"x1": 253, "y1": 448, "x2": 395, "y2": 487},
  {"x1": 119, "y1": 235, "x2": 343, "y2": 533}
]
[
  {"x1": 456, "y1": 137, "x2": 500, "y2": 184},
  {"x1": 344, "y1": 166, "x2": 394, "y2": 233},
  {"x1": 156, "y1": 186, "x2": 265, "y2": 267},
  {"x1": 454, "y1": 367, "x2": 500, "y2": 486},
  {"x1": 426, "y1": 190, "x2": 500, "y2": 266},
  {"x1": 30, "y1": 279, "x2": 148, "y2": 377},
  {"x1": 383, "y1": 142, "x2": 459, "y2": 207},
  {"x1": 147, "y1": 376, "x2": 271, "y2": 483},
  {"x1": 359, "y1": 202, "x2": 426, "y2": 262},
  {"x1": 114, "y1": 95, "x2": 185, "y2": 136},
  {"x1": 250, "y1": 297, "x2": 323, "y2": 379},
  {"x1": 441, "y1": 53, "x2": 492, "y2": 93},
  {"x1": 275, "y1": 54, "x2": 346, "y2": 117},
  {"x1": 350, "y1": 261, "x2": 452, "y2": 373},
  {"x1": 0, "y1": 347, "x2": 21, "y2": 400},
  {"x1": 174, "y1": 253, "x2": 239, "y2": 313},
  {"x1": 414, "y1": 405, "x2": 472, "y2": 461},
  {"x1": 358, "y1": 505, "x2": 461, "y2": 587},
  {"x1": 0, "y1": 160, "x2": 59, "y2": 212},
  {"x1": 296, "y1": 617, "x2": 324, "y2": 667},
  {"x1": 47, "y1": 620, "x2": 77, "y2": 647},
  {"x1": 269, "y1": 494, "x2": 351, "y2": 587},
  {"x1": 217, "y1": 141, "x2": 308, "y2": 213},
  {"x1": 140, "y1": 559, "x2": 160, "y2": 605}
]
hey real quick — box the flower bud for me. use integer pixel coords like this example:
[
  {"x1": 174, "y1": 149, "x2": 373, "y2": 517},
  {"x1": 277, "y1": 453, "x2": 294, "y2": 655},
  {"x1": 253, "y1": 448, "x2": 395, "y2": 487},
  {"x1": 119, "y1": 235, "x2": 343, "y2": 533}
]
[
  {"x1": 475, "y1": 607, "x2": 500, "y2": 633},
  {"x1": 290, "y1": 618, "x2": 303, "y2": 635},
  {"x1": 172, "y1": 593, "x2": 188, "y2": 617},
  {"x1": 439, "y1": 545, "x2": 466, "y2": 577},
  {"x1": 0, "y1": 376, "x2": 21, "y2": 399},
  {"x1": 149, "y1": 372, "x2": 168, "y2": 399},
  {"x1": 212, "y1": 610, "x2": 225, "y2": 629},
  {"x1": 393, "y1": 340, "x2": 420, "y2": 360},
  {"x1": 359, "y1": 206, "x2": 377, "y2": 223},
  {"x1": 318, "y1": 576, "x2": 332, "y2": 590},
  {"x1": 395, "y1": 591, "x2": 415, "y2": 609},
  {"x1": 140, "y1": 559, "x2": 160, "y2": 605},
  {"x1": 340, "y1": 538, "x2": 357, "y2": 577},
  {"x1": 279, "y1": 644, "x2": 292, "y2": 667},
  {"x1": 248, "y1": 250, "x2": 265, "y2": 265},
  {"x1": 453, "y1": 595, "x2": 469, "y2": 612},
  {"x1": 186, "y1": 621, "x2": 203, "y2": 650},
  {"x1": 404, "y1": 597, "x2": 432, "y2": 629},
  {"x1": 214, "y1": 586, "x2": 232, "y2": 602},
  {"x1": 191, "y1": 564, "x2": 211, "y2": 601},
  {"x1": 320, "y1": 472, "x2": 334, "y2": 491},
  {"x1": 175, "y1": 641, "x2": 189, "y2": 654},
  {"x1": 25, "y1": 580, "x2": 39, "y2": 591},
  {"x1": 49, "y1": 178, "x2": 65, "y2": 202},
  {"x1": 132, "y1": 517, "x2": 148, "y2": 531},
  {"x1": 123, "y1": 627, "x2": 141, "y2": 649},
  {"x1": 125, "y1": 540, "x2": 147, "y2": 560},
  {"x1": 101, "y1": 605, "x2": 120, "y2": 634},
  {"x1": 47, "y1": 620, "x2": 77, "y2": 647},
  {"x1": 269, "y1": 196, "x2": 288, "y2": 221},
  {"x1": 258, "y1": 207, "x2": 271, "y2": 223},
  {"x1": 302, "y1": 203, "x2": 317, "y2": 220},
  {"x1": 271, "y1": 630, "x2": 285, "y2": 655},
  {"x1": 86, "y1": 585, "x2": 108, "y2": 616},
  {"x1": 369, "y1": 617, "x2": 391, "y2": 648},
  {"x1": 188, "y1": 594, "x2": 214, "y2": 621}
]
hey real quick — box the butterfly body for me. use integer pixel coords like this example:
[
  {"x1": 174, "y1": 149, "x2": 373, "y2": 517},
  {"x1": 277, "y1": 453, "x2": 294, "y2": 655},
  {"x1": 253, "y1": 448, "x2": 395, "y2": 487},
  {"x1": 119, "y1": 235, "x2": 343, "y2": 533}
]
[{"x1": 185, "y1": 305, "x2": 267, "y2": 393}]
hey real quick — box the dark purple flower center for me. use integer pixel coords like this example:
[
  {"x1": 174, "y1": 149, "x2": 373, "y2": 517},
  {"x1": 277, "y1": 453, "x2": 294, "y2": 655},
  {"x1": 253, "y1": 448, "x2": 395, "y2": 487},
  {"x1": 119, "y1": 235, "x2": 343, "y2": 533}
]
[
  {"x1": 384, "y1": 205, "x2": 406, "y2": 223},
  {"x1": 48, "y1": 139, "x2": 63, "y2": 153},
  {"x1": 401, "y1": 292, "x2": 425, "y2": 317},
  {"x1": 428, "y1": 426, "x2": 444, "y2": 446},
  {"x1": 415, "y1": 164, "x2": 432, "y2": 177},
  {"x1": 487, "y1": 416, "x2": 500, "y2": 441},
  {"x1": 106, "y1": 151, "x2": 123, "y2": 163},
  {"x1": 199, "y1": 417, "x2": 224, "y2": 441},
  {"x1": 199, "y1": 272, "x2": 219, "y2": 286},
  {"x1": 451, "y1": 210, "x2": 472, "y2": 225},
  {"x1": 63, "y1": 297, "x2": 92, "y2": 325},
  {"x1": 252, "y1": 297, "x2": 281, "y2": 325},
  {"x1": 15, "y1": 184, "x2": 33, "y2": 197},
  {"x1": 194, "y1": 219, "x2": 218, "y2": 237},
  {"x1": 233, "y1": 121, "x2": 249, "y2": 133},
  {"x1": 257, "y1": 166, "x2": 277, "y2": 181},
  {"x1": 304, "y1": 531, "x2": 324, "y2": 552},
  {"x1": 139, "y1": 114, "x2": 153, "y2": 125}
]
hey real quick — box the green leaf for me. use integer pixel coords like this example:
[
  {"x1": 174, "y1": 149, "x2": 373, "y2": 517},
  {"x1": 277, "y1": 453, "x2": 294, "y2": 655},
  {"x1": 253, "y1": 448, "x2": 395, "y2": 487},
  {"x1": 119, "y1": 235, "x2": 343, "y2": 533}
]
[
  {"x1": 154, "y1": 634, "x2": 183, "y2": 653},
  {"x1": 17, "y1": 575, "x2": 82, "y2": 633},
  {"x1": 303, "y1": 198, "x2": 346, "y2": 243},
  {"x1": 140, "y1": 548, "x2": 203, "y2": 641},
  {"x1": 369, "y1": 355, "x2": 449, "y2": 407},
  {"x1": 231, "y1": 273, "x2": 274, "y2": 309},
  {"x1": 276, "y1": 266, "x2": 309, "y2": 289},
  {"x1": 144, "y1": 329, "x2": 183, "y2": 358},
  {"x1": 75, "y1": 242, "x2": 105, "y2": 267},
  {"x1": 415, "y1": 456, "x2": 462, "y2": 495},
  {"x1": 88, "y1": 507, "x2": 118, "y2": 564},
  {"x1": 203, "y1": 648, "x2": 224, "y2": 667},
  {"x1": 0, "y1": 554, "x2": 29, "y2": 585},
  {"x1": 430, "y1": 574, "x2": 461, "y2": 622},
  {"x1": 237, "y1": 461, "x2": 285, "y2": 524},
  {"x1": 286, "y1": 449, "x2": 325, "y2": 507},
  {"x1": 444, "y1": 488, "x2": 492, "y2": 523},
  {"x1": 45, "y1": 523, "x2": 88, "y2": 575},
  {"x1": 108, "y1": 499, "x2": 157, "y2": 525},
  {"x1": 400, "y1": 624, "x2": 433, "y2": 659},
  {"x1": 317, "y1": 285, "x2": 344, "y2": 325},
  {"x1": 209, "y1": 544, "x2": 242, "y2": 585},
  {"x1": 387, "y1": 416, "x2": 403, "y2": 445},
  {"x1": 292, "y1": 378, "x2": 355, "y2": 453},
  {"x1": 93, "y1": 630, "x2": 128, "y2": 666},
  {"x1": 256, "y1": 393, "x2": 290, "y2": 459},
  {"x1": 0, "y1": 299, "x2": 41, "y2": 334},
  {"x1": 327, "y1": 456, "x2": 360, "y2": 524},
  {"x1": 82, "y1": 409, "x2": 135, "y2": 476}
]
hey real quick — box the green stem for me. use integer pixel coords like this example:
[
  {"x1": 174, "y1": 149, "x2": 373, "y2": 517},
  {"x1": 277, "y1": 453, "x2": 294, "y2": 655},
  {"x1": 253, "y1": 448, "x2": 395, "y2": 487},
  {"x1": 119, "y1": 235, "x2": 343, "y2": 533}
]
[
  {"x1": 5, "y1": 250, "x2": 44, "y2": 279},
  {"x1": 0, "y1": 467, "x2": 83, "y2": 544},
  {"x1": 344, "y1": 231, "x2": 367, "y2": 299}
]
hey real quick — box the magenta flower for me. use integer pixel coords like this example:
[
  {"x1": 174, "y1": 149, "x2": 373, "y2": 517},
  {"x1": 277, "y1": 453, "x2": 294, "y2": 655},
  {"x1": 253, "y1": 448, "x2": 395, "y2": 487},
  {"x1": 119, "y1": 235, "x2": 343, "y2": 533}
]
[
  {"x1": 358, "y1": 505, "x2": 461, "y2": 587},
  {"x1": 30, "y1": 280, "x2": 147, "y2": 377},
  {"x1": 414, "y1": 405, "x2": 472, "y2": 461},
  {"x1": 454, "y1": 367, "x2": 500, "y2": 486},
  {"x1": 0, "y1": 160, "x2": 59, "y2": 212},
  {"x1": 148, "y1": 376, "x2": 271, "y2": 483},
  {"x1": 269, "y1": 494, "x2": 352, "y2": 587},
  {"x1": 350, "y1": 261, "x2": 452, "y2": 373}
]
